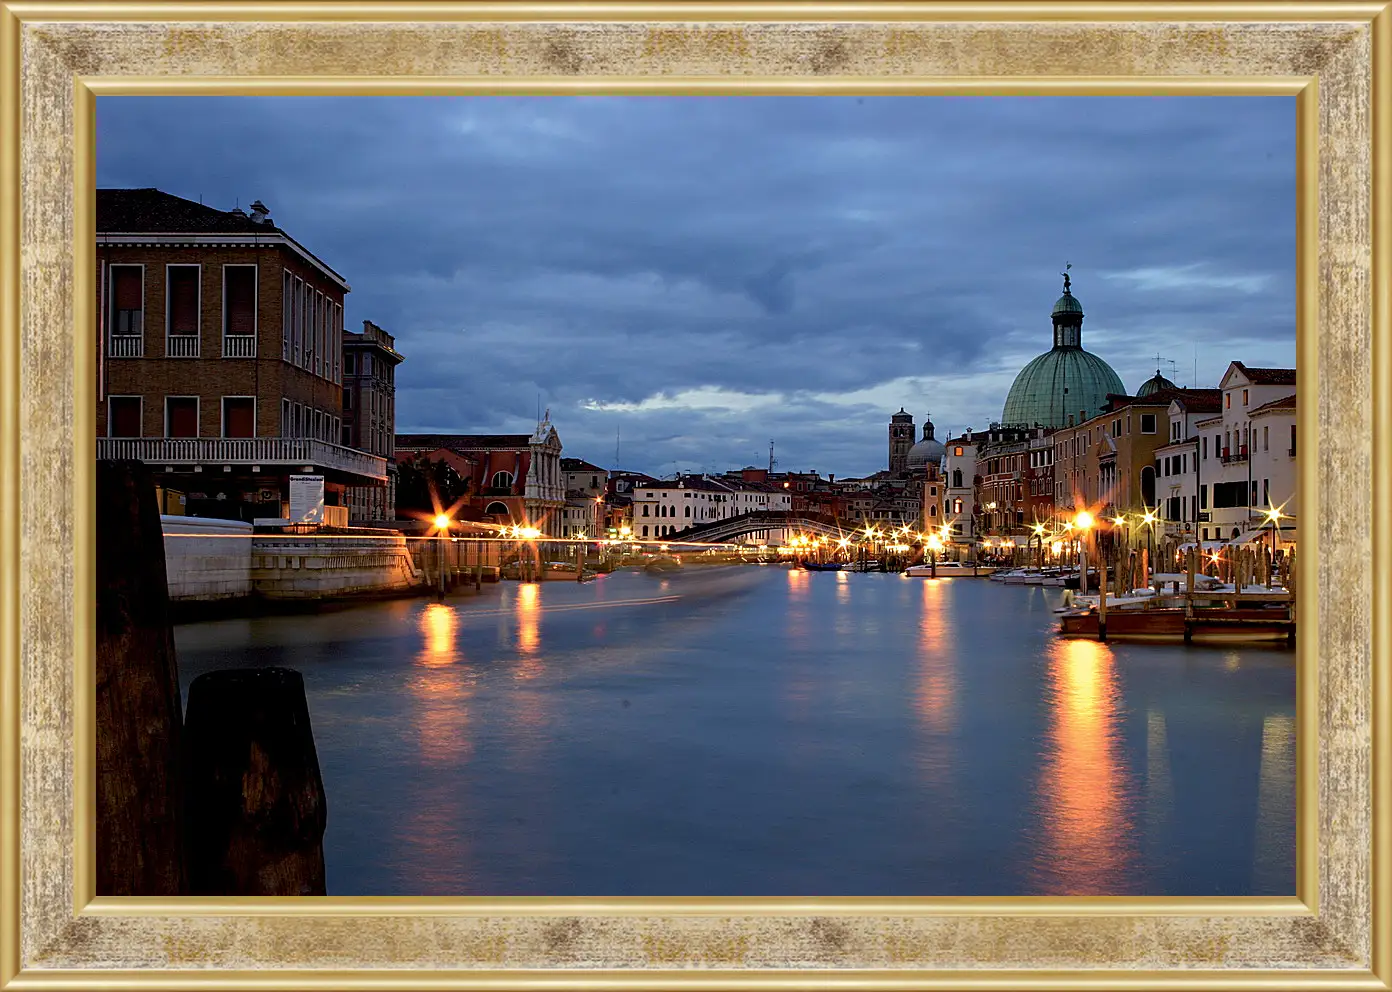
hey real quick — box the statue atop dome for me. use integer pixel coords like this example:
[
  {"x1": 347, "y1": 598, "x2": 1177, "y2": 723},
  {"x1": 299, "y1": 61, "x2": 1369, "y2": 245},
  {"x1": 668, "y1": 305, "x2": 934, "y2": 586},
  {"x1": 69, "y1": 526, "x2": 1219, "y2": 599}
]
[{"x1": 1061, "y1": 261, "x2": 1072, "y2": 294}]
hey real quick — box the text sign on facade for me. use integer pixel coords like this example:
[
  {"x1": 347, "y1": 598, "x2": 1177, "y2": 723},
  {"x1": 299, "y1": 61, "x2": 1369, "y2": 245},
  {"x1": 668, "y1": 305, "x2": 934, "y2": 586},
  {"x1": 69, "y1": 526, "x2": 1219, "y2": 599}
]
[{"x1": 289, "y1": 474, "x2": 325, "y2": 524}]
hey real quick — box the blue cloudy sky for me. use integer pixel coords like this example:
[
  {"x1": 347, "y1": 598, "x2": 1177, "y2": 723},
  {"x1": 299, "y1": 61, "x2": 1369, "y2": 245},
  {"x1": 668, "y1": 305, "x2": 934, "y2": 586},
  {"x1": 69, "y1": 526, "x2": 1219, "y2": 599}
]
[{"x1": 97, "y1": 96, "x2": 1295, "y2": 478}]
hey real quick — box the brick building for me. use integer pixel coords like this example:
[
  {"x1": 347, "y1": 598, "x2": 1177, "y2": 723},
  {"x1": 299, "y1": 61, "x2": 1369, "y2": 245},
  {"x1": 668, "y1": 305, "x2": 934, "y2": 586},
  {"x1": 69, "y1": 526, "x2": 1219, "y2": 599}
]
[
  {"x1": 95, "y1": 188, "x2": 387, "y2": 521},
  {"x1": 342, "y1": 320, "x2": 405, "y2": 522},
  {"x1": 395, "y1": 416, "x2": 566, "y2": 535}
]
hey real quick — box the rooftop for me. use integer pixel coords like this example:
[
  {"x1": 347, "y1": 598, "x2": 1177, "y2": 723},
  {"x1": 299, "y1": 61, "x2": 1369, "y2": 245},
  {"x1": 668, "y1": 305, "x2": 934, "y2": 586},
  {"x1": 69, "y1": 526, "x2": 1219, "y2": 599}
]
[
  {"x1": 396, "y1": 433, "x2": 533, "y2": 450},
  {"x1": 1233, "y1": 363, "x2": 1297, "y2": 386},
  {"x1": 1249, "y1": 393, "x2": 1297, "y2": 416},
  {"x1": 97, "y1": 187, "x2": 349, "y2": 288}
]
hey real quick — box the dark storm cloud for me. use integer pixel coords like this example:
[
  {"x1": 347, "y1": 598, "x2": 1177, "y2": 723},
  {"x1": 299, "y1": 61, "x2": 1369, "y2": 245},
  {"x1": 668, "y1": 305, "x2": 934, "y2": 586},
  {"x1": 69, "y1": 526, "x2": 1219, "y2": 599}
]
[{"x1": 97, "y1": 95, "x2": 1294, "y2": 477}]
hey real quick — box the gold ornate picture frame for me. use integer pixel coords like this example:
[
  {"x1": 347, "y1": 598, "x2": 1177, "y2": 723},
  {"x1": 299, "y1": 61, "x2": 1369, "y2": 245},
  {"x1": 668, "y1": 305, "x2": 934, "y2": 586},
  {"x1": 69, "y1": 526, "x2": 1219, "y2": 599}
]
[{"x1": 1, "y1": 1, "x2": 1388, "y2": 987}]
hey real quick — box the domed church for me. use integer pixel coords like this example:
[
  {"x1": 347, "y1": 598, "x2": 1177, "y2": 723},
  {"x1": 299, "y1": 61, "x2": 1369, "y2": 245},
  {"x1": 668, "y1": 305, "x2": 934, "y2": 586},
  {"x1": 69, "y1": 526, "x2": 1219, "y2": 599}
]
[
  {"x1": 906, "y1": 415, "x2": 946, "y2": 472},
  {"x1": 1001, "y1": 268, "x2": 1126, "y2": 429}
]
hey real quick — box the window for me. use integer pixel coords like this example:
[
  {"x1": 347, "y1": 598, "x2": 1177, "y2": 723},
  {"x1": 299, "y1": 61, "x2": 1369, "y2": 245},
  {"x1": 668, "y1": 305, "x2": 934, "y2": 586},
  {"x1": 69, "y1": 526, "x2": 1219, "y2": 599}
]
[
  {"x1": 491, "y1": 471, "x2": 513, "y2": 489},
  {"x1": 222, "y1": 265, "x2": 257, "y2": 343},
  {"x1": 1264, "y1": 479, "x2": 1270, "y2": 505},
  {"x1": 484, "y1": 501, "x2": 510, "y2": 516},
  {"x1": 345, "y1": 352, "x2": 356, "y2": 375},
  {"x1": 1290, "y1": 425, "x2": 1297, "y2": 455},
  {"x1": 282, "y1": 270, "x2": 293, "y2": 360},
  {"x1": 684, "y1": 506, "x2": 691, "y2": 518},
  {"x1": 222, "y1": 397, "x2": 255, "y2": 438},
  {"x1": 282, "y1": 399, "x2": 291, "y2": 437},
  {"x1": 343, "y1": 388, "x2": 353, "y2": 410},
  {"x1": 1242, "y1": 388, "x2": 1249, "y2": 406},
  {"x1": 929, "y1": 505, "x2": 938, "y2": 517},
  {"x1": 109, "y1": 265, "x2": 144, "y2": 340},
  {"x1": 165, "y1": 397, "x2": 199, "y2": 438},
  {"x1": 1140, "y1": 414, "x2": 1156, "y2": 434},
  {"x1": 107, "y1": 396, "x2": 141, "y2": 438},
  {"x1": 1264, "y1": 425, "x2": 1269, "y2": 451},
  {"x1": 642, "y1": 504, "x2": 650, "y2": 517},
  {"x1": 953, "y1": 446, "x2": 963, "y2": 456},
  {"x1": 166, "y1": 265, "x2": 200, "y2": 340},
  {"x1": 1200, "y1": 484, "x2": 1208, "y2": 510},
  {"x1": 953, "y1": 498, "x2": 963, "y2": 514},
  {"x1": 1202, "y1": 436, "x2": 1208, "y2": 459}
]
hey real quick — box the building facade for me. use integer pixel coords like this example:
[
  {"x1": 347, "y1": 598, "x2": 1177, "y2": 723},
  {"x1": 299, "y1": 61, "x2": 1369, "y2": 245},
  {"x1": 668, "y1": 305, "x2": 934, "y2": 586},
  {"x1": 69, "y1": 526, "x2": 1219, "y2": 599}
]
[
  {"x1": 95, "y1": 188, "x2": 385, "y2": 521},
  {"x1": 342, "y1": 320, "x2": 404, "y2": 522},
  {"x1": 395, "y1": 415, "x2": 566, "y2": 534}
]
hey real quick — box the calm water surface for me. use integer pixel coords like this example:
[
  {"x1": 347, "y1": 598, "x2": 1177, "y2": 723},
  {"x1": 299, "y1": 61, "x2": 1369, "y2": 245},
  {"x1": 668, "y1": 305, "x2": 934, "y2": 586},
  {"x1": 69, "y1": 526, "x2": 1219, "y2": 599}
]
[{"x1": 174, "y1": 566, "x2": 1296, "y2": 896}]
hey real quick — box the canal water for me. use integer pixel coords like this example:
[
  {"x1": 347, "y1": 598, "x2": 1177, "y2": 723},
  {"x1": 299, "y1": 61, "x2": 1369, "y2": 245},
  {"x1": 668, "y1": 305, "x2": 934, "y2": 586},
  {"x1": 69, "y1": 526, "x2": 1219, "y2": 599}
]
[{"x1": 174, "y1": 565, "x2": 1296, "y2": 897}]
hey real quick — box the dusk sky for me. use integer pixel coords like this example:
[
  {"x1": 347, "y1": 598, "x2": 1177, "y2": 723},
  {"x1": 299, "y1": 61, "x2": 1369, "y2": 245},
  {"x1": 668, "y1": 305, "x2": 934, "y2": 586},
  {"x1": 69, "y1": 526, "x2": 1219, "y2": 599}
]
[{"x1": 96, "y1": 96, "x2": 1295, "y2": 479}]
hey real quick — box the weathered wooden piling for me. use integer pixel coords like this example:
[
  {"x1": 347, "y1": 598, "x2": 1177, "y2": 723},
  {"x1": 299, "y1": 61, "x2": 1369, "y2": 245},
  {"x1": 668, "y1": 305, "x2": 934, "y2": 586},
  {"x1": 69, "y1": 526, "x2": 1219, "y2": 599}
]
[
  {"x1": 96, "y1": 460, "x2": 188, "y2": 896},
  {"x1": 184, "y1": 667, "x2": 328, "y2": 896}
]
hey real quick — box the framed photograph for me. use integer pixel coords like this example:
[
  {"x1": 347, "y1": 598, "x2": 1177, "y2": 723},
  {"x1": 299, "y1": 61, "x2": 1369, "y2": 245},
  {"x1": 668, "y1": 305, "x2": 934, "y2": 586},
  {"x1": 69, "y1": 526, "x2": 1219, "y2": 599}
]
[{"x1": 2, "y1": 1, "x2": 1388, "y2": 988}]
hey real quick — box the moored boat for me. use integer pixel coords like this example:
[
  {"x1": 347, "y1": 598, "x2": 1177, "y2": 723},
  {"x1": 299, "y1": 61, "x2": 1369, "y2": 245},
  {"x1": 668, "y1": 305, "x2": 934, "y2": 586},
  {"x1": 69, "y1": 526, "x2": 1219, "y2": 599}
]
[{"x1": 904, "y1": 560, "x2": 996, "y2": 578}]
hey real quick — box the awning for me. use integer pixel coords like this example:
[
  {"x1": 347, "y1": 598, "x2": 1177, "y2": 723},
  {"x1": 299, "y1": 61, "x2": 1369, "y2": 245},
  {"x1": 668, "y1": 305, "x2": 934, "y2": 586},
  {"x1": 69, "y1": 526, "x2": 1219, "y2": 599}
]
[{"x1": 1231, "y1": 524, "x2": 1298, "y2": 546}]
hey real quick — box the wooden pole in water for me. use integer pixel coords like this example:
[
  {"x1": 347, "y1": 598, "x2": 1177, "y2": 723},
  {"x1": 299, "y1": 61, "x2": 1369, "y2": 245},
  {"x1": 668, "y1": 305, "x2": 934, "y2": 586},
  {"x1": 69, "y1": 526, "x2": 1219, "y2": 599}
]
[
  {"x1": 184, "y1": 667, "x2": 328, "y2": 896},
  {"x1": 1098, "y1": 563, "x2": 1108, "y2": 641},
  {"x1": 95, "y1": 460, "x2": 188, "y2": 896}
]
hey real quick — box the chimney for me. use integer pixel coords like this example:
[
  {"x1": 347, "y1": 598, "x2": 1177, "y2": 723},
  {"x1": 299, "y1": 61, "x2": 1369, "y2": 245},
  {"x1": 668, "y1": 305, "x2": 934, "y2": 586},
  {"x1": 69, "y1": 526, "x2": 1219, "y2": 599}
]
[{"x1": 249, "y1": 200, "x2": 270, "y2": 224}]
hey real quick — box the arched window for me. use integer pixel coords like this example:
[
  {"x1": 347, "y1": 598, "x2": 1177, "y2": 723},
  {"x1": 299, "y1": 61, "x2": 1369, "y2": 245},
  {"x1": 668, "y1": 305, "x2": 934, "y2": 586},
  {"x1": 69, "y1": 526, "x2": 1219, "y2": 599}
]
[
  {"x1": 1140, "y1": 466, "x2": 1156, "y2": 507},
  {"x1": 684, "y1": 506, "x2": 691, "y2": 517},
  {"x1": 929, "y1": 505, "x2": 937, "y2": 516},
  {"x1": 484, "y1": 501, "x2": 510, "y2": 517},
  {"x1": 491, "y1": 470, "x2": 513, "y2": 489},
  {"x1": 953, "y1": 498, "x2": 963, "y2": 514},
  {"x1": 952, "y1": 469, "x2": 963, "y2": 488},
  {"x1": 642, "y1": 504, "x2": 650, "y2": 517},
  {"x1": 642, "y1": 525, "x2": 649, "y2": 537}
]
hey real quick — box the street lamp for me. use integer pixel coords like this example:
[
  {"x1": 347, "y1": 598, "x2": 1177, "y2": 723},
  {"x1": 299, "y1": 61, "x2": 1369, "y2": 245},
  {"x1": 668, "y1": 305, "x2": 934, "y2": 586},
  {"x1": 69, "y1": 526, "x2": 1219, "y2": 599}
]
[
  {"x1": 926, "y1": 533, "x2": 943, "y2": 578},
  {"x1": 1263, "y1": 503, "x2": 1285, "y2": 588},
  {"x1": 431, "y1": 513, "x2": 452, "y2": 597},
  {"x1": 1074, "y1": 510, "x2": 1094, "y2": 595}
]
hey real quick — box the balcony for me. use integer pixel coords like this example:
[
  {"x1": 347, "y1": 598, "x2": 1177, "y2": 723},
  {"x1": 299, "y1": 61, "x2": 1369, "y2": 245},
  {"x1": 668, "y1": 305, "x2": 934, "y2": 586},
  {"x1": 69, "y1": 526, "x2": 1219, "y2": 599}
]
[
  {"x1": 97, "y1": 436, "x2": 387, "y2": 482},
  {"x1": 222, "y1": 334, "x2": 257, "y2": 358},
  {"x1": 108, "y1": 335, "x2": 143, "y2": 358},
  {"x1": 1221, "y1": 445, "x2": 1249, "y2": 465},
  {"x1": 165, "y1": 334, "x2": 200, "y2": 358}
]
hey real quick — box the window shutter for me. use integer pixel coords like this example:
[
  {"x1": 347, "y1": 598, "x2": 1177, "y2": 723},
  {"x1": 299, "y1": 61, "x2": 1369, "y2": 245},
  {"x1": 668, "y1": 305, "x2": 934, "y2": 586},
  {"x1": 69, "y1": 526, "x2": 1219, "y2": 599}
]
[
  {"x1": 113, "y1": 268, "x2": 142, "y2": 310},
  {"x1": 168, "y1": 267, "x2": 199, "y2": 334},
  {"x1": 225, "y1": 268, "x2": 256, "y2": 335}
]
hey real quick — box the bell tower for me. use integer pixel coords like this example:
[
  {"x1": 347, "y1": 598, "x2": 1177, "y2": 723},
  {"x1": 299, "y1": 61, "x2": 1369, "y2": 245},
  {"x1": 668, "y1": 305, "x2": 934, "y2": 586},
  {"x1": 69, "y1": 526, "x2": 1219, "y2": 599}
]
[{"x1": 889, "y1": 408, "x2": 914, "y2": 476}]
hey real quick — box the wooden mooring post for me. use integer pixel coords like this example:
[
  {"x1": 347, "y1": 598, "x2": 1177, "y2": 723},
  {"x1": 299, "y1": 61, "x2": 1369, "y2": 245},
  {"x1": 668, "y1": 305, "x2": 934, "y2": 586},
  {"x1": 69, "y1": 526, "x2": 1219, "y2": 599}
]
[
  {"x1": 96, "y1": 460, "x2": 188, "y2": 896},
  {"x1": 184, "y1": 667, "x2": 328, "y2": 896}
]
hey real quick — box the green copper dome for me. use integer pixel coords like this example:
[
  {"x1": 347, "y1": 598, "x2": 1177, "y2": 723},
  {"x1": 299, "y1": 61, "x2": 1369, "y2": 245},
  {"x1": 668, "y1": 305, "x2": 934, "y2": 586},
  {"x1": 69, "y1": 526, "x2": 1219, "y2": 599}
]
[
  {"x1": 1002, "y1": 348, "x2": 1126, "y2": 428},
  {"x1": 1136, "y1": 370, "x2": 1178, "y2": 396},
  {"x1": 1052, "y1": 291, "x2": 1085, "y2": 316},
  {"x1": 1001, "y1": 272, "x2": 1126, "y2": 428}
]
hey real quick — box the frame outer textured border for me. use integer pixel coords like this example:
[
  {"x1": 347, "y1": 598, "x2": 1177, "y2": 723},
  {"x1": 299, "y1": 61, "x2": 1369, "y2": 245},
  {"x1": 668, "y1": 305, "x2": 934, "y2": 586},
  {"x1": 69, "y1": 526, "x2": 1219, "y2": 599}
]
[{"x1": 1, "y1": 3, "x2": 1386, "y2": 988}]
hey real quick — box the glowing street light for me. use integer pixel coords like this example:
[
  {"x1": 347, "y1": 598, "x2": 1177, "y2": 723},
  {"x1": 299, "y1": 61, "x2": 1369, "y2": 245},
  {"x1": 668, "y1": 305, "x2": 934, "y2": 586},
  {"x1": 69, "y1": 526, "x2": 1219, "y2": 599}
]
[
  {"x1": 1074, "y1": 510, "x2": 1095, "y2": 531},
  {"x1": 433, "y1": 513, "x2": 451, "y2": 531}
]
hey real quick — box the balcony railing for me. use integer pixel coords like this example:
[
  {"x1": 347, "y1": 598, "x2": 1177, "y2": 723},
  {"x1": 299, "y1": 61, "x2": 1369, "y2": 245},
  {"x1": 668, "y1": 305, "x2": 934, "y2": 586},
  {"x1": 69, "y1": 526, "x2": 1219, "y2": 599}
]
[
  {"x1": 222, "y1": 334, "x2": 257, "y2": 358},
  {"x1": 1221, "y1": 445, "x2": 1249, "y2": 464},
  {"x1": 108, "y1": 335, "x2": 143, "y2": 358},
  {"x1": 97, "y1": 436, "x2": 387, "y2": 482},
  {"x1": 165, "y1": 334, "x2": 200, "y2": 358}
]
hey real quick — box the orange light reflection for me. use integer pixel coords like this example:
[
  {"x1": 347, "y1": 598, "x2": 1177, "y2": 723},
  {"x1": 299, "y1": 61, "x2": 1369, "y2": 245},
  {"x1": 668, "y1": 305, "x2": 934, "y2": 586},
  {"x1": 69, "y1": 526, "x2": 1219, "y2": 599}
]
[{"x1": 1033, "y1": 637, "x2": 1139, "y2": 893}]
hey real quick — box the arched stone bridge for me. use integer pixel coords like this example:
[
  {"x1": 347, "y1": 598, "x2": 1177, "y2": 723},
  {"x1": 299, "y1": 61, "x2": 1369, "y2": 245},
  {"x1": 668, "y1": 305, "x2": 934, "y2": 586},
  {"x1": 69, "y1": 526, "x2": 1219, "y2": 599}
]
[{"x1": 665, "y1": 511, "x2": 848, "y2": 546}]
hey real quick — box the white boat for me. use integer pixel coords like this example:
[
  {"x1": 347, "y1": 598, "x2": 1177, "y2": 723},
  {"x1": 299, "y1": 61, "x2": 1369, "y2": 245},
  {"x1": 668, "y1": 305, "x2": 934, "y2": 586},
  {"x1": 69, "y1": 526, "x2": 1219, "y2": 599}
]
[{"x1": 904, "y1": 561, "x2": 996, "y2": 578}]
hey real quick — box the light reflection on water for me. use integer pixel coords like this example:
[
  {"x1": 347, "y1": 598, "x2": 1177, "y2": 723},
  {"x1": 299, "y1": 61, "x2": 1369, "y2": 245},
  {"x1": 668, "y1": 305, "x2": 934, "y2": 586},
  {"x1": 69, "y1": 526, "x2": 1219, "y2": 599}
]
[
  {"x1": 173, "y1": 566, "x2": 1296, "y2": 896},
  {"x1": 1031, "y1": 638, "x2": 1140, "y2": 894}
]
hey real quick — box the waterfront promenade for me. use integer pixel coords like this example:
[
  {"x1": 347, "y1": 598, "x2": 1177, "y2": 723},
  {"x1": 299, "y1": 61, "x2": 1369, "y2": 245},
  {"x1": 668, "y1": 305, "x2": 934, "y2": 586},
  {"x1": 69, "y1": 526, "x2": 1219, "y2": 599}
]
[{"x1": 173, "y1": 566, "x2": 1295, "y2": 897}]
